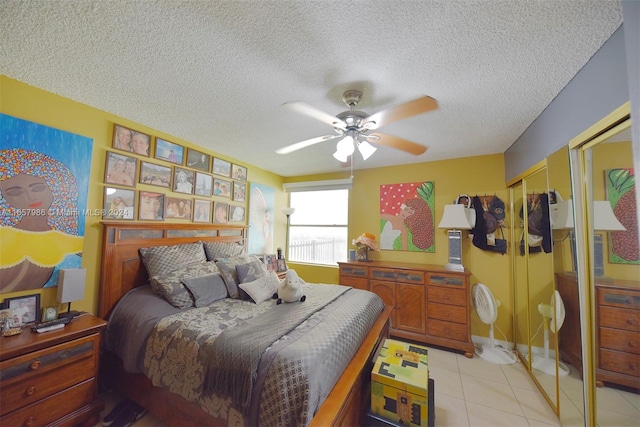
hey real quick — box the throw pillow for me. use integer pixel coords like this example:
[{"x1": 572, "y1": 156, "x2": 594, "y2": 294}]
[
  {"x1": 139, "y1": 242, "x2": 207, "y2": 278},
  {"x1": 203, "y1": 241, "x2": 246, "y2": 261},
  {"x1": 150, "y1": 261, "x2": 219, "y2": 308},
  {"x1": 182, "y1": 273, "x2": 228, "y2": 307},
  {"x1": 239, "y1": 272, "x2": 281, "y2": 304},
  {"x1": 215, "y1": 255, "x2": 262, "y2": 299},
  {"x1": 236, "y1": 260, "x2": 268, "y2": 284}
]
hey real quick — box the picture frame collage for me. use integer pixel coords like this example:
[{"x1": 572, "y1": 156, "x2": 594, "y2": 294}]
[{"x1": 105, "y1": 124, "x2": 248, "y2": 223}]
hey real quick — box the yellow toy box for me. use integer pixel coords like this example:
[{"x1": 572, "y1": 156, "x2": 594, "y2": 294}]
[{"x1": 371, "y1": 339, "x2": 429, "y2": 427}]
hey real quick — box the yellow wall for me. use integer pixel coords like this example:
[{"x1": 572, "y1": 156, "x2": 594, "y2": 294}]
[
  {"x1": 2, "y1": 75, "x2": 512, "y2": 341},
  {"x1": 287, "y1": 154, "x2": 514, "y2": 340},
  {"x1": 1, "y1": 76, "x2": 285, "y2": 314}
]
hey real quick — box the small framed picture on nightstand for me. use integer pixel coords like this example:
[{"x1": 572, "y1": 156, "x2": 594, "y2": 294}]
[{"x1": 42, "y1": 306, "x2": 58, "y2": 321}]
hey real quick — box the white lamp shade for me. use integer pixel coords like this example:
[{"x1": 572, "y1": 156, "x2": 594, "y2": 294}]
[
  {"x1": 56, "y1": 268, "x2": 86, "y2": 304},
  {"x1": 357, "y1": 140, "x2": 377, "y2": 160},
  {"x1": 438, "y1": 204, "x2": 474, "y2": 230},
  {"x1": 282, "y1": 207, "x2": 295, "y2": 216},
  {"x1": 594, "y1": 201, "x2": 625, "y2": 231},
  {"x1": 551, "y1": 200, "x2": 574, "y2": 229}
]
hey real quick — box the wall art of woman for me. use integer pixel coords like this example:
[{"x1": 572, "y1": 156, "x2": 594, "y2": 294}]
[{"x1": 0, "y1": 149, "x2": 83, "y2": 293}]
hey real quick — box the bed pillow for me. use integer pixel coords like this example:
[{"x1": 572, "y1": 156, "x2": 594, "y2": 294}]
[
  {"x1": 182, "y1": 273, "x2": 228, "y2": 307},
  {"x1": 215, "y1": 255, "x2": 261, "y2": 299},
  {"x1": 239, "y1": 271, "x2": 281, "y2": 304},
  {"x1": 203, "y1": 241, "x2": 246, "y2": 261},
  {"x1": 150, "y1": 261, "x2": 219, "y2": 308},
  {"x1": 140, "y1": 242, "x2": 207, "y2": 278},
  {"x1": 236, "y1": 259, "x2": 268, "y2": 284}
]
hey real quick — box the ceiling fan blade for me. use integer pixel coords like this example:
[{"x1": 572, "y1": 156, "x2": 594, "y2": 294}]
[
  {"x1": 366, "y1": 133, "x2": 428, "y2": 155},
  {"x1": 276, "y1": 134, "x2": 341, "y2": 155},
  {"x1": 362, "y1": 96, "x2": 438, "y2": 130},
  {"x1": 283, "y1": 101, "x2": 347, "y2": 130}
]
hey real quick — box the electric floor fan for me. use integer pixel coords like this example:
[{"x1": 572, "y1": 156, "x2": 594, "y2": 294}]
[{"x1": 532, "y1": 290, "x2": 570, "y2": 376}]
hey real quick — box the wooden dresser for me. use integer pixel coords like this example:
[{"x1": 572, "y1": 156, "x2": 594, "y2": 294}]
[
  {"x1": 556, "y1": 272, "x2": 640, "y2": 389},
  {"x1": 339, "y1": 261, "x2": 474, "y2": 357},
  {"x1": 0, "y1": 314, "x2": 108, "y2": 427}
]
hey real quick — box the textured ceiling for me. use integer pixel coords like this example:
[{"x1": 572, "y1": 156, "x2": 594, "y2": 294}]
[{"x1": 1, "y1": 1, "x2": 622, "y2": 177}]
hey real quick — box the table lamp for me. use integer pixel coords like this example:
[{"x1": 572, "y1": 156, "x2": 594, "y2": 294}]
[
  {"x1": 57, "y1": 268, "x2": 86, "y2": 319},
  {"x1": 438, "y1": 204, "x2": 474, "y2": 271}
]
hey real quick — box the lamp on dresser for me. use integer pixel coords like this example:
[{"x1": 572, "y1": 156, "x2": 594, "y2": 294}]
[
  {"x1": 438, "y1": 204, "x2": 474, "y2": 272},
  {"x1": 57, "y1": 268, "x2": 86, "y2": 319}
]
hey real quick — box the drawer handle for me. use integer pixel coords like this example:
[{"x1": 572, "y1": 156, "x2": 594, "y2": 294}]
[
  {"x1": 25, "y1": 386, "x2": 36, "y2": 396},
  {"x1": 626, "y1": 318, "x2": 638, "y2": 327},
  {"x1": 443, "y1": 278, "x2": 449, "y2": 284},
  {"x1": 24, "y1": 416, "x2": 35, "y2": 426},
  {"x1": 629, "y1": 341, "x2": 637, "y2": 348},
  {"x1": 444, "y1": 295, "x2": 450, "y2": 300},
  {"x1": 30, "y1": 360, "x2": 41, "y2": 370},
  {"x1": 630, "y1": 363, "x2": 638, "y2": 372}
]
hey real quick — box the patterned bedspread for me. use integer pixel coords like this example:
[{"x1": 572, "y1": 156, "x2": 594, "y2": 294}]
[{"x1": 143, "y1": 283, "x2": 384, "y2": 427}]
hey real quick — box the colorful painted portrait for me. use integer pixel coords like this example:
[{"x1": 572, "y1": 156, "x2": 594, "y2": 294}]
[
  {"x1": 0, "y1": 114, "x2": 93, "y2": 292},
  {"x1": 606, "y1": 168, "x2": 638, "y2": 264},
  {"x1": 379, "y1": 181, "x2": 435, "y2": 252},
  {"x1": 248, "y1": 183, "x2": 274, "y2": 254}
]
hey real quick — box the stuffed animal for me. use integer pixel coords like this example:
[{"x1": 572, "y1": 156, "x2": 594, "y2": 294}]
[{"x1": 273, "y1": 269, "x2": 306, "y2": 304}]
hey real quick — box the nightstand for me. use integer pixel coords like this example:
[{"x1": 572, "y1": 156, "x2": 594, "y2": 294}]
[{"x1": 0, "y1": 313, "x2": 108, "y2": 427}]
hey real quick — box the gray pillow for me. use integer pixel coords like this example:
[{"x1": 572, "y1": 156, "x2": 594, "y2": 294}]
[
  {"x1": 150, "y1": 261, "x2": 219, "y2": 308},
  {"x1": 202, "y1": 241, "x2": 246, "y2": 261},
  {"x1": 182, "y1": 273, "x2": 228, "y2": 307},
  {"x1": 140, "y1": 242, "x2": 207, "y2": 278},
  {"x1": 215, "y1": 255, "x2": 261, "y2": 299},
  {"x1": 236, "y1": 260, "x2": 268, "y2": 284}
]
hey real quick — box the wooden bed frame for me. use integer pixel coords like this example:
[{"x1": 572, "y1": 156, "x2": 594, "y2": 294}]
[{"x1": 98, "y1": 221, "x2": 391, "y2": 426}]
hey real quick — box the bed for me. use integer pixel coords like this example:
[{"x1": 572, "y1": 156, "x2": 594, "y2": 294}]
[{"x1": 98, "y1": 221, "x2": 392, "y2": 426}]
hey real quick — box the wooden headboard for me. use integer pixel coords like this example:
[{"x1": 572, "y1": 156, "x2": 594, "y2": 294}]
[{"x1": 99, "y1": 221, "x2": 248, "y2": 319}]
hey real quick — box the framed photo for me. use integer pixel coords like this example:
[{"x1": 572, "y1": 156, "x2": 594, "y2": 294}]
[
  {"x1": 213, "y1": 178, "x2": 232, "y2": 198},
  {"x1": 0, "y1": 308, "x2": 13, "y2": 324},
  {"x1": 229, "y1": 204, "x2": 246, "y2": 223},
  {"x1": 138, "y1": 191, "x2": 165, "y2": 220},
  {"x1": 186, "y1": 148, "x2": 211, "y2": 172},
  {"x1": 213, "y1": 201, "x2": 229, "y2": 224},
  {"x1": 5, "y1": 294, "x2": 41, "y2": 325},
  {"x1": 193, "y1": 199, "x2": 211, "y2": 223},
  {"x1": 103, "y1": 187, "x2": 135, "y2": 220},
  {"x1": 233, "y1": 181, "x2": 246, "y2": 202},
  {"x1": 130, "y1": 131, "x2": 151, "y2": 157},
  {"x1": 195, "y1": 172, "x2": 213, "y2": 197},
  {"x1": 112, "y1": 124, "x2": 135, "y2": 153},
  {"x1": 231, "y1": 164, "x2": 247, "y2": 181},
  {"x1": 212, "y1": 157, "x2": 231, "y2": 177},
  {"x1": 155, "y1": 138, "x2": 184, "y2": 165},
  {"x1": 140, "y1": 161, "x2": 172, "y2": 188},
  {"x1": 105, "y1": 151, "x2": 137, "y2": 187},
  {"x1": 263, "y1": 254, "x2": 277, "y2": 272},
  {"x1": 173, "y1": 167, "x2": 195, "y2": 194},
  {"x1": 165, "y1": 196, "x2": 192, "y2": 219},
  {"x1": 42, "y1": 306, "x2": 58, "y2": 321},
  {"x1": 277, "y1": 259, "x2": 287, "y2": 273}
]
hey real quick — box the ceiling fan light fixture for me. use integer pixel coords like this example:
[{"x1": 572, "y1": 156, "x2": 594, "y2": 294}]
[
  {"x1": 333, "y1": 132, "x2": 355, "y2": 162},
  {"x1": 357, "y1": 140, "x2": 377, "y2": 160}
]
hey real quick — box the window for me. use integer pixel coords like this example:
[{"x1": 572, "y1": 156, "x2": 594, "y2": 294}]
[{"x1": 288, "y1": 189, "x2": 349, "y2": 265}]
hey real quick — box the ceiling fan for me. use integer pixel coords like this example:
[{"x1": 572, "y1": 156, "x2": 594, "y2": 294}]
[{"x1": 276, "y1": 90, "x2": 438, "y2": 162}]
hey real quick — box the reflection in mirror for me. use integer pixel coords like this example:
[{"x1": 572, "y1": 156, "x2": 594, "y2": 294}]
[{"x1": 587, "y1": 125, "x2": 639, "y2": 426}]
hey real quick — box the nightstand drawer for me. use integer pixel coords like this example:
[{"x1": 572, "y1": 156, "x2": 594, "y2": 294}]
[
  {"x1": 427, "y1": 319, "x2": 468, "y2": 342},
  {"x1": 427, "y1": 303, "x2": 466, "y2": 324},
  {"x1": 341, "y1": 276, "x2": 369, "y2": 291},
  {"x1": 598, "y1": 288, "x2": 640, "y2": 309},
  {"x1": 427, "y1": 286, "x2": 467, "y2": 306},
  {"x1": 0, "y1": 345, "x2": 95, "y2": 415},
  {"x1": 0, "y1": 378, "x2": 96, "y2": 427},
  {"x1": 600, "y1": 327, "x2": 640, "y2": 354},
  {"x1": 599, "y1": 306, "x2": 640, "y2": 332},
  {"x1": 339, "y1": 265, "x2": 369, "y2": 278}
]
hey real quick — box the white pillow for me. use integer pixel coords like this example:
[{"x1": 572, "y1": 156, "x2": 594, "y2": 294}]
[{"x1": 238, "y1": 271, "x2": 280, "y2": 304}]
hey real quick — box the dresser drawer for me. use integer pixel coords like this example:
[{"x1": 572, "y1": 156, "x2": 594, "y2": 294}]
[
  {"x1": 340, "y1": 276, "x2": 369, "y2": 291},
  {"x1": 0, "y1": 378, "x2": 96, "y2": 427},
  {"x1": 599, "y1": 349, "x2": 640, "y2": 377},
  {"x1": 371, "y1": 267, "x2": 425, "y2": 284},
  {"x1": 599, "y1": 306, "x2": 640, "y2": 332},
  {"x1": 427, "y1": 302, "x2": 466, "y2": 324},
  {"x1": 427, "y1": 273, "x2": 467, "y2": 289},
  {"x1": 598, "y1": 288, "x2": 640, "y2": 310},
  {"x1": 428, "y1": 286, "x2": 467, "y2": 306},
  {"x1": 339, "y1": 265, "x2": 369, "y2": 278},
  {"x1": 599, "y1": 327, "x2": 640, "y2": 355},
  {"x1": 427, "y1": 319, "x2": 468, "y2": 342}
]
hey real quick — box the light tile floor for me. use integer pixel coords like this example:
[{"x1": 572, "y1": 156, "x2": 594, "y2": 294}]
[{"x1": 96, "y1": 346, "x2": 639, "y2": 426}]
